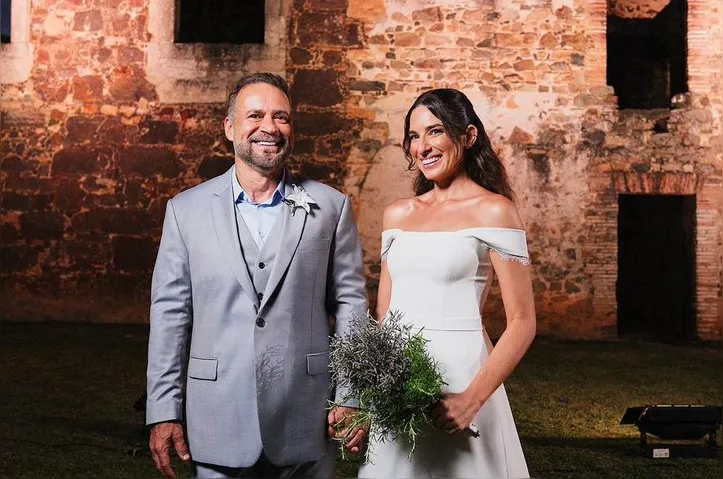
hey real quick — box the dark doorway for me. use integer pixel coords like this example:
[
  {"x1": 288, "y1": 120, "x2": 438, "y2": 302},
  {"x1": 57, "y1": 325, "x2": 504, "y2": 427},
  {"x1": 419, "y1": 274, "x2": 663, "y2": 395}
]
[
  {"x1": 617, "y1": 194, "x2": 696, "y2": 341},
  {"x1": 607, "y1": 0, "x2": 688, "y2": 109}
]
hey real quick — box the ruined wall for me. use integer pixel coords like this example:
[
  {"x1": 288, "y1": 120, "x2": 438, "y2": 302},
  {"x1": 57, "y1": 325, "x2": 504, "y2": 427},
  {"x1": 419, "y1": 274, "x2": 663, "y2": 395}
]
[
  {"x1": 0, "y1": 0, "x2": 289, "y2": 321},
  {"x1": 1, "y1": 0, "x2": 721, "y2": 339},
  {"x1": 342, "y1": 0, "x2": 722, "y2": 339}
]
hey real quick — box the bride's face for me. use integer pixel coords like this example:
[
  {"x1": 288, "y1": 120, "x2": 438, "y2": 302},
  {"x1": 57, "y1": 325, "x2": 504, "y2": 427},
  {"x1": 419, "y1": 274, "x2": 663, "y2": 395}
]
[{"x1": 407, "y1": 106, "x2": 464, "y2": 184}]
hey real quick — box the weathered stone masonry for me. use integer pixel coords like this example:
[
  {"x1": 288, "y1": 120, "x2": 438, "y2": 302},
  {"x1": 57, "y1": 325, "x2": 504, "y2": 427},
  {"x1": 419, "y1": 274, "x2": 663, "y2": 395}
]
[{"x1": 1, "y1": 0, "x2": 721, "y2": 339}]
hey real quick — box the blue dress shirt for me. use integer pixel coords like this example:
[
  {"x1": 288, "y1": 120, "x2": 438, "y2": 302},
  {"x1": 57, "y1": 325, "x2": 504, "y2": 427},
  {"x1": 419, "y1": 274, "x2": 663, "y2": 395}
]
[{"x1": 231, "y1": 170, "x2": 286, "y2": 249}]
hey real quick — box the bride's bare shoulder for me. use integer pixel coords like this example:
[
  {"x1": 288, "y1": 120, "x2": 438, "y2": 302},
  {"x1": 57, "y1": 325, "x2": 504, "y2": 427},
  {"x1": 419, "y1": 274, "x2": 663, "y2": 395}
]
[
  {"x1": 471, "y1": 193, "x2": 524, "y2": 230},
  {"x1": 382, "y1": 197, "x2": 420, "y2": 229}
]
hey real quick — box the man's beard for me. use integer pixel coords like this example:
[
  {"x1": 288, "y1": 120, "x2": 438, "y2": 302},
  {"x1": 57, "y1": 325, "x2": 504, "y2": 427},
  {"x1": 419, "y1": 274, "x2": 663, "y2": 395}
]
[{"x1": 234, "y1": 134, "x2": 292, "y2": 173}]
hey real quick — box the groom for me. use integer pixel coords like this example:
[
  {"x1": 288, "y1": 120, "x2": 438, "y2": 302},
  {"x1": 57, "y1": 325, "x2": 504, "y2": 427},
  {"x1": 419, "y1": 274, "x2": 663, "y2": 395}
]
[{"x1": 146, "y1": 73, "x2": 368, "y2": 478}]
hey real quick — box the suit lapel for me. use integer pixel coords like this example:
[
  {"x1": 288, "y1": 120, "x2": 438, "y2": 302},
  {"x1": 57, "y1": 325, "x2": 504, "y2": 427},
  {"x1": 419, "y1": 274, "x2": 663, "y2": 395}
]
[
  {"x1": 211, "y1": 168, "x2": 260, "y2": 308},
  {"x1": 259, "y1": 174, "x2": 307, "y2": 313}
]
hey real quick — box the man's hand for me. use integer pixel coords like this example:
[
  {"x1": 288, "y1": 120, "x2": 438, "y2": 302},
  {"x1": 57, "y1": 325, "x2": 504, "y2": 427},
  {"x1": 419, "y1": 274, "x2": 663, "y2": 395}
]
[
  {"x1": 149, "y1": 422, "x2": 191, "y2": 478},
  {"x1": 327, "y1": 406, "x2": 367, "y2": 454}
]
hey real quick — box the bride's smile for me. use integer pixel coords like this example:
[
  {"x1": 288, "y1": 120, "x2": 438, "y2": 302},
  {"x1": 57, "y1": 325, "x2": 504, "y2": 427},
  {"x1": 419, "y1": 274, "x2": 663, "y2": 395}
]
[{"x1": 408, "y1": 106, "x2": 464, "y2": 182}]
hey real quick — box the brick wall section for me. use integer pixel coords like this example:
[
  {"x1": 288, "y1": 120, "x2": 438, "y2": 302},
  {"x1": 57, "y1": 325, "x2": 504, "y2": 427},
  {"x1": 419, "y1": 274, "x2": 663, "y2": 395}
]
[
  {"x1": 344, "y1": 0, "x2": 722, "y2": 340},
  {"x1": 286, "y1": 0, "x2": 365, "y2": 190},
  {"x1": 0, "y1": 0, "x2": 237, "y2": 321}
]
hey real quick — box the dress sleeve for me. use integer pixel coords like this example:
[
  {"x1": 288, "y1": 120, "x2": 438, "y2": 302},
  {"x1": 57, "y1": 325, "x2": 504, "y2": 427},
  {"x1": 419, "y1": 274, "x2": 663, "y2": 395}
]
[
  {"x1": 469, "y1": 228, "x2": 530, "y2": 265},
  {"x1": 380, "y1": 230, "x2": 397, "y2": 262}
]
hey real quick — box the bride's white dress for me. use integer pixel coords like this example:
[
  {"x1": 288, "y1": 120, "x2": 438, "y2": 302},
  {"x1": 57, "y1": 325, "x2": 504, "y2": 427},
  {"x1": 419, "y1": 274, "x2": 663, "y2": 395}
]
[{"x1": 357, "y1": 228, "x2": 530, "y2": 479}]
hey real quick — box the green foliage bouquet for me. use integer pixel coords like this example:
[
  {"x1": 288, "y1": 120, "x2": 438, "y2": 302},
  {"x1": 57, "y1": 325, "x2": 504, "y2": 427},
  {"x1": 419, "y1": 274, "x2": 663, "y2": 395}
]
[{"x1": 329, "y1": 310, "x2": 446, "y2": 461}]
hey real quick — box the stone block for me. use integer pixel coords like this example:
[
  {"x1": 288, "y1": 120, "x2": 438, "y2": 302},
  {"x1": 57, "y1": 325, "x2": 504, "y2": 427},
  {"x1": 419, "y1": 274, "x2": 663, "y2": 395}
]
[
  {"x1": 21, "y1": 211, "x2": 66, "y2": 240},
  {"x1": 412, "y1": 7, "x2": 442, "y2": 23},
  {"x1": 291, "y1": 70, "x2": 343, "y2": 107},
  {"x1": 72, "y1": 75, "x2": 104, "y2": 102},
  {"x1": 0, "y1": 245, "x2": 38, "y2": 273},
  {"x1": 109, "y1": 75, "x2": 158, "y2": 102},
  {"x1": 118, "y1": 146, "x2": 182, "y2": 178},
  {"x1": 296, "y1": 13, "x2": 346, "y2": 46},
  {"x1": 394, "y1": 32, "x2": 421, "y2": 47},
  {"x1": 290, "y1": 48, "x2": 313, "y2": 65},
  {"x1": 66, "y1": 116, "x2": 104, "y2": 143},
  {"x1": 308, "y1": 0, "x2": 348, "y2": 11},
  {"x1": 2, "y1": 192, "x2": 53, "y2": 212},
  {"x1": 1, "y1": 154, "x2": 36, "y2": 173},
  {"x1": 98, "y1": 118, "x2": 139, "y2": 144},
  {"x1": 140, "y1": 121, "x2": 180, "y2": 144},
  {"x1": 71, "y1": 207, "x2": 151, "y2": 234},
  {"x1": 197, "y1": 155, "x2": 234, "y2": 180},
  {"x1": 348, "y1": 80, "x2": 385, "y2": 92},
  {"x1": 514, "y1": 60, "x2": 536, "y2": 71},
  {"x1": 294, "y1": 111, "x2": 358, "y2": 136},
  {"x1": 117, "y1": 46, "x2": 144, "y2": 65},
  {"x1": 54, "y1": 179, "x2": 87, "y2": 215},
  {"x1": 322, "y1": 50, "x2": 343, "y2": 66},
  {"x1": 112, "y1": 235, "x2": 157, "y2": 272},
  {"x1": 348, "y1": 0, "x2": 386, "y2": 22},
  {"x1": 73, "y1": 10, "x2": 103, "y2": 32},
  {"x1": 539, "y1": 32, "x2": 558, "y2": 48},
  {"x1": 299, "y1": 161, "x2": 344, "y2": 185},
  {"x1": 52, "y1": 148, "x2": 105, "y2": 176},
  {"x1": 1, "y1": 222, "x2": 21, "y2": 242}
]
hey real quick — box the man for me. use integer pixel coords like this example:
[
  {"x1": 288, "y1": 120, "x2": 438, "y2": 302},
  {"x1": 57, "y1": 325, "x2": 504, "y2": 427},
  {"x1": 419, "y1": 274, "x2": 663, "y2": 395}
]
[{"x1": 146, "y1": 73, "x2": 367, "y2": 478}]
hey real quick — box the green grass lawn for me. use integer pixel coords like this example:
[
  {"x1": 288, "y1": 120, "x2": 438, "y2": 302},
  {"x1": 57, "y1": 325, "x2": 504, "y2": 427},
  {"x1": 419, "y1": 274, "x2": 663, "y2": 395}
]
[{"x1": 0, "y1": 322, "x2": 720, "y2": 478}]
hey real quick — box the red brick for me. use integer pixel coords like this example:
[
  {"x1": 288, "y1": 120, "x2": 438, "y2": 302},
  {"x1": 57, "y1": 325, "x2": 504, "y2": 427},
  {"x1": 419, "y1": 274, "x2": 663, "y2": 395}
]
[
  {"x1": 71, "y1": 207, "x2": 151, "y2": 234},
  {"x1": 197, "y1": 155, "x2": 234, "y2": 180},
  {"x1": 292, "y1": 69, "x2": 343, "y2": 107},
  {"x1": 52, "y1": 148, "x2": 105, "y2": 176},
  {"x1": 73, "y1": 75, "x2": 104, "y2": 102},
  {"x1": 65, "y1": 116, "x2": 103, "y2": 143},
  {"x1": 139, "y1": 121, "x2": 180, "y2": 144},
  {"x1": 73, "y1": 10, "x2": 103, "y2": 32},
  {"x1": 21, "y1": 211, "x2": 66, "y2": 240},
  {"x1": 109, "y1": 75, "x2": 158, "y2": 102},
  {"x1": 118, "y1": 146, "x2": 182, "y2": 178}
]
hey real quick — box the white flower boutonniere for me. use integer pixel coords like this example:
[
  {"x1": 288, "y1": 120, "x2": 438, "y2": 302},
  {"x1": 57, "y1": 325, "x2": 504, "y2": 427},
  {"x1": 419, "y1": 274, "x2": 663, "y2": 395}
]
[{"x1": 284, "y1": 184, "x2": 317, "y2": 216}]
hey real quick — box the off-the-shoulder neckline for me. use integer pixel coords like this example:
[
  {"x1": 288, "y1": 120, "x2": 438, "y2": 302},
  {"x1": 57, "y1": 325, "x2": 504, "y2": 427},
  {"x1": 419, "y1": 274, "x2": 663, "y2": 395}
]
[{"x1": 382, "y1": 227, "x2": 526, "y2": 234}]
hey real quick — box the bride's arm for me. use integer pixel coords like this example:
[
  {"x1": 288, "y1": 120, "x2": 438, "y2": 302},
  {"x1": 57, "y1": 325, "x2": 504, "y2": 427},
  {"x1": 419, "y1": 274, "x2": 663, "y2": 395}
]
[
  {"x1": 375, "y1": 199, "x2": 412, "y2": 323},
  {"x1": 434, "y1": 196, "x2": 536, "y2": 433},
  {"x1": 376, "y1": 262, "x2": 392, "y2": 322},
  {"x1": 470, "y1": 248, "x2": 536, "y2": 403}
]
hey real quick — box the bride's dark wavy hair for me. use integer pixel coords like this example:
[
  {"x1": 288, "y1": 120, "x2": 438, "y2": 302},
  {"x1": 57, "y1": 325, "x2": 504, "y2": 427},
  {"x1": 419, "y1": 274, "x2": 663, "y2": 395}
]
[{"x1": 402, "y1": 88, "x2": 515, "y2": 201}]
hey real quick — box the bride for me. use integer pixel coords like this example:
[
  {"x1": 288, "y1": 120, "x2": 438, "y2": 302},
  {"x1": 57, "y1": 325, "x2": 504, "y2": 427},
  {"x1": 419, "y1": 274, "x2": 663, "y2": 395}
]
[{"x1": 357, "y1": 88, "x2": 536, "y2": 478}]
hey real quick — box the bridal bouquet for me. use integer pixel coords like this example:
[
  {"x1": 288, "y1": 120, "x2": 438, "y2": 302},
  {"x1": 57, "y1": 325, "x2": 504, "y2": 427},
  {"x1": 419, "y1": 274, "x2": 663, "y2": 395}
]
[{"x1": 329, "y1": 310, "x2": 446, "y2": 460}]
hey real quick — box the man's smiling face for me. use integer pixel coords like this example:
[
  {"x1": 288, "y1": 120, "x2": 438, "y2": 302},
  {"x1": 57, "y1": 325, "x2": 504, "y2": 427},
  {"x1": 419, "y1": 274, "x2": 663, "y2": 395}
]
[{"x1": 224, "y1": 82, "x2": 294, "y2": 173}]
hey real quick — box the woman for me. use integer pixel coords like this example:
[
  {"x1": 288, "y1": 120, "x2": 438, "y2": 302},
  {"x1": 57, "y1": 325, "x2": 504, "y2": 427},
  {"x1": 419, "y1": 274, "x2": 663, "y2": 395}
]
[{"x1": 358, "y1": 89, "x2": 536, "y2": 478}]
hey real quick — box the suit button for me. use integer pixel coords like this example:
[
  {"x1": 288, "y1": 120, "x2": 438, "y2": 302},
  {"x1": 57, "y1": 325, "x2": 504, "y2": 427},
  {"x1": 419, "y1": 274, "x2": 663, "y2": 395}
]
[
  {"x1": 256, "y1": 317, "x2": 266, "y2": 328},
  {"x1": 257, "y1": 292, "x2": 264, "y2": 301},
  {"x1": 258, "y1": 262, "x2": 266, "y2": 269}
]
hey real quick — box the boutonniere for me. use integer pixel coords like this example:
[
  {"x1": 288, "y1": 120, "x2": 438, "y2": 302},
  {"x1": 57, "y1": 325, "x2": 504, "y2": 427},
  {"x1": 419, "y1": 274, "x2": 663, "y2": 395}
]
[{"x1": 283, "y1": 184, "x2": 317, "y2": 216}]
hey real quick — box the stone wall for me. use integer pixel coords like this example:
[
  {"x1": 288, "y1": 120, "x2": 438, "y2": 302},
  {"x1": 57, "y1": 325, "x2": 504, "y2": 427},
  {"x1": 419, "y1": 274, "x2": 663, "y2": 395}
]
[
  {"x1": 342, "y1": 0, "x2": 722, "y2": 339},
  {"x1": 1, "y1": 0, "x2": 721, "y2": 339}
]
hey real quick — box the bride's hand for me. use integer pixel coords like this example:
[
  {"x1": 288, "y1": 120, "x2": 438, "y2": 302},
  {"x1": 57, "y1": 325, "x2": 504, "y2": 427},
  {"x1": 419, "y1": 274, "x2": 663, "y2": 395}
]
[{"x1": 432, "y1": 391, "x2": 480, "y2": 434}]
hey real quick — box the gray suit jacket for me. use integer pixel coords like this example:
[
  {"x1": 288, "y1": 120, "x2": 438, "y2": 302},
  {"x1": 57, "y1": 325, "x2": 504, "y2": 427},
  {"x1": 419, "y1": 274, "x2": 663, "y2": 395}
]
[{"x1": 146, "y1": 167, "x2": 367, "y2": 468}]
